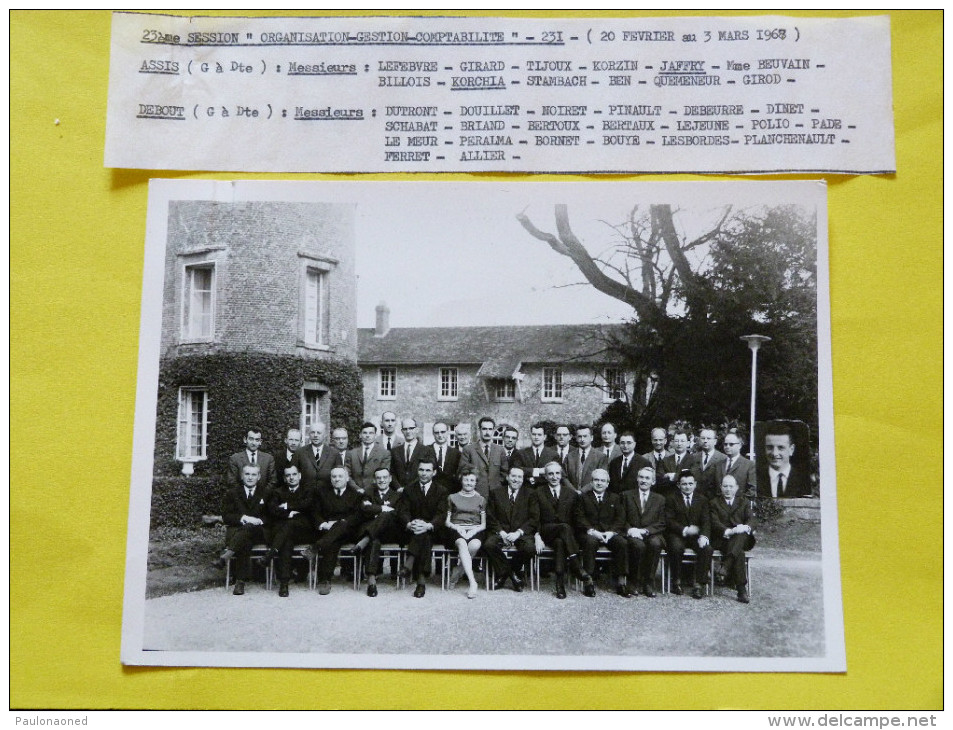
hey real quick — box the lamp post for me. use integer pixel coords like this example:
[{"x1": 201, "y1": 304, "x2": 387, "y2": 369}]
[{"x1": 741, "y1": 335, "x2": 771, "y2": 460}]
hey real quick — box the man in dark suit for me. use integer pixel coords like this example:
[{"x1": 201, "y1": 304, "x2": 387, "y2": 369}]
[
  {"x1": 710, "y1": 475, "x2": 756, "y2": 603},
  {"x1": 566, "y1": 424, "x2": 609, "y2": 493},
  {"x1": 575, "y1": 469, "x2": 630, "y2": 597},
  {"x1": 599, "y1": 422, "x2": 622, "y2": 462},
  {"x1": 390, "y1": 418, "x2": 425, "y2": 490},
  {"x1": 512, "y1": 423, "x2": 558, "y2": 488},
  {"x1": 266, "y1": 464, "x2": 315, "y2": 597},
  {"x1": 351, "y1": 466, "x2": 404, "y2": 597},
  {"x1": 552, "y1": 424, "x2": 576, "y2": 473},
  {"x1": 500, "y1": 426, "x2": 520, "y2": 484},
  {"x1": 623, "y1": 466, "x2": 666, "y2": 597},
  {"x1": 692, "y1": 428, "x2": 728, "y2": 500},
  {"x1": 376, "y1": 410, "x2": 404, "y2": 452},
  {"x1": 759, "y1": 422, "x2": 812, "y2": 498},
  {"x1": 227, "y1": 427, "x2": 276, "y2": 490},
  {"x1": 346, "y1": 422, "x2": 391, "y2": 493},
  {"x1": 643, "y1": 427, "x2": 671, "y2": 483},
  {"x1": 294, "y1": 422, "x2": 336, "y2": 492},
  {"x1": 608, "y1": 431, "x2": 652, "y2": 494},
  {"x1": 426, "y1": 421, "x2": 461, "y2": 493},
  {"x1": 311, "y1": 466, "x2": 363, "y2": 594},
  {"x1": 719, "y1": 428, "x2": 757, "y2": 500},
  {"x1": 214, "y1": 464, "x2": 271, "y2": 595},
  {"x1": 484, "y1": 466, "x2": 538, "y2": 591},
  {"x1": 531, "y1": 461, "x2": 592, "y2": 599},
  {"x1": 329, "y1": 427, "x2": 351, "y2": 471},
  {"x1": 661, "y1": 430, "x2": 694, "y2": 496},
  {"x1": 458, "y1": 416, "x2": 507, "y2": 499},
  {"x1": 665, "y1": 470, "x2": 713, "y2": 599},
  {"x1": 275, "y1": 428, "x2": 302, "y2": 488},
  {"x1": 396, "y1": 458, "x2": 448, "y2": 597}
]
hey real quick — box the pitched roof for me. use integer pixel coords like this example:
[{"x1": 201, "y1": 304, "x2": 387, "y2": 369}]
[{"x1": 358, "y1": 324, "x2": 625, "y2": 369}]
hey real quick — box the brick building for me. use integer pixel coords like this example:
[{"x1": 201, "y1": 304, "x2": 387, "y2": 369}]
[
  {"x1": 358, "y1": 304, "x2": 633, "y2": 447},
  {"x1": 154, "y1": 201, "x2": 363, "y2": 479}
]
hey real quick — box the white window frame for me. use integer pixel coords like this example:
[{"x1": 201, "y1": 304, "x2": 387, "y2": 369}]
[
  {"x1": 603, "y1": 367, "x2": 626, "y2": 403},
  {"x1": 176, "y1": 387, "x2": 208, "y2": 463},
  {"x1": 494, "y1": 379, "x2": 516, "y2": 402},
  {"x1": 542, "y1": 367, "x2": 563, "y2": 402},
  {"x1": 301, "y1": 388, "x2": 323, "y2": 437},
  {"x1": 181, "y1": 262, "x2": 215, "y2": 342},
  {"x1": 378, "y1": 367, "x2": 397, "y2": 400},
  {"x1": 297, "y1": 253, "x2": 336, "y2": 350},
  {"x1": 438, "y1": 367, "x2": 459, "y2": 401}
]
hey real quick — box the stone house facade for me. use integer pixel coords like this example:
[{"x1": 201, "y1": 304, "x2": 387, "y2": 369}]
[{"x1": 358, "y1": 304, "x2": 631, "y2": 448}]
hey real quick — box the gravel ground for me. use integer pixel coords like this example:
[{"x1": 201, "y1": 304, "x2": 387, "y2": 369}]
[{"x1": 142, "y1": 556, "x2": 823, "y2": 658}]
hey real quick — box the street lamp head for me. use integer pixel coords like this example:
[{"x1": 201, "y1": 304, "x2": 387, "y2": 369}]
[{"x1": 741, "y1": 334, "x2": 771, "y2": 352}]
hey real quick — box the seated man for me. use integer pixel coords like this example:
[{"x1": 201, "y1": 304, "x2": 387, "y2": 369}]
[
  {"x1": 266, "y1": 464, "x2": 316, "y2": 597},
  {"x1": 215, "y1": 463, "x2": 271, "y2": 596},
  {"x1": 665, "y1": 470, "x2": 713, "y2": 599},
  {"x1": 352, "y1": 466, "x2": 404, "y2": 597},
  {"x1": 311, "y1": 466, "x2": 363, "y2": 595},
  {"x1": 575, "y1": 468, "x2": 630, "y2": 597},
  {"x1": 622, "y1": 466, "x2": 666, "y2": 597},
  {"x1": 396, "y1": 458, "x2": 448, "y2": 598},
  {"x1": 710, "y1": 475, "x2": 756, "y2": 603},
  {"x1": 484, "y1": 466, "x2": 538, "y2": 592}
]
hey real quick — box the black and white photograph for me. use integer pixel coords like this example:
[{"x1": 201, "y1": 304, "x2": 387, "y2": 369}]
[{"x1": 122, "y1": 180, "x2": 843, "y2": 671}]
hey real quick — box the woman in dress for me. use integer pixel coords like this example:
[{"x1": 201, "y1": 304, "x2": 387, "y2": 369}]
[{"x1": 445, "y1": 468, "x2": 486, "y2": 599}]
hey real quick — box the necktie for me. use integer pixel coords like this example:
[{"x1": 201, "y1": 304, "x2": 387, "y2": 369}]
[
  {"x1": 510, "y1": 490, "x2": 517, "y2": 504},
  {"x1": 535, "y1": 449, "x2": 541, "y2": 464},
  {"x1": 484, "y1": 444, "x2": 490, "y2": 459},
  {"x1": 340, "y1": 452, "x2": 346, "y2": 466},
  {"x1": 362, "y1": 447, "x2": 369, "y2": 465},
  {"x1": 437, "y1": 447, "x2": 444, "y2": 470},
  {"x1": 250, "y1": 452, "x2": 256, "y2": 465},
  {"x1": 314, "y1": 447, "x2": 320, "y2": 463},
  {"x1": 641, "y1": 493, "x2": 647, "y2": 510},
  {"x1": 703, "y1": 453, "x2": 710, "y2": 469},
  {"x1": 560, "y1": 448, "x2": 566, "y2": 463},
  {"x1": 596, "y1": 495, "x2": 602, "y2": 504},
  {"x1": 685, "y1": 496, "x2": 691, "y2": 510},
  {"x1": 580, "y1": 449, "x2": 587, "y2": 464},
  {"x1": 405, "y1": 444, "x2": 411, "y2": 463},
  {"x1": 422, "y1": 484, "x2": 429, "y2": 498},
  {"x1": 246, "y1": 489, "x2": 252, "y2": 499},
  {"x1": 551, "y1": 487, "x2": 558, "y2": 499},
  {"x1": 387, "y1": 437, "x2": 392, "y2": 450},
  {"x1": 622, "y1": 456, "x2": 630, "y2": 473},
  {"x1": 335, "y1": 488, "x2": 344, "y2": 497},
  {"x1": 777, "y1": 473, "x2": 786, "y2": 496}
]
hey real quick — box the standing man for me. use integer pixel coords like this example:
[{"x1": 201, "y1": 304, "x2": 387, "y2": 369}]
[
  {"x1": 643, "y1": 427, "x2": 671, "y2": 483},
  {"x1": 227, "y1": 427, "x2": 276, "y2": 490},
  {"x1": 760, "y1": 422, "x2": 811, "y2": 498},
  {"x1": 710, "y1": 475, "x2": 756, "y2": 603},
  {"x1": 692, "y1": 428, "x2": 728, "y2": 500},
  {"x1": 352, "y1": 466, "x2": 404, "y2": 597},
  {"x1": 390, "y1": 418, "x2": 424, "y2": 490},
  {"x1": 622, "y1": 467, "x2": 666, "y2": 597},
  {"x1": 266, "y1": 464, "x2": 315, "y2": 597},
  {"x1": 575, "y1": 469, "x2": 630, "y2": 597},
  {"x1": 397, "y1": 458, "x2": 448, "y2": 597},
  {"x1": 720, "y1": 428, "x2": 757, "y2": 500},
  {"x1": 215, "y1": 464, "x2": 270, "y2": 596},
  {"x1": 513, "y1": 423, "x2": 558, "y2": 488},
  {"x1": 661, "y1": 430, "x2": 694, "y2": 496},
  {"x1": 454, "y1": 423, "x2": 472, "y2": 449},
  {"x1": 531, "y1": 461, "x2": 592, "y2": 599},
  {"x1": 484, "y1": 466, "x2": 538, "y2": 592},
  {"x1": 565, "y1": 424, "x2": 609, "y2": 493},
  {"x1": 608, "y1": 432, "x2": 652, "y2": 494},
  {"x1": 665, "y1": 470, "x2": 713, "y2": 599},
  {"x1": 458, "y1": 416, "x2": 507, "y2": 499},
  {"x1": 599, "y1": 422, "x2": 622, "y2": 462},
  {"x1": 377, "y1": 411, "x2": 404, "y2": 452},
  {"x1": 427, "y1": 421, "x2": 461, "y2": 493},
  {"x1": 553, "y1": 424, "x2": 576, "y2": 473},
  {"x1": 346, "y1": 422, "x2": 391, "y2": 493},
  {"x1": 330, "y1": 427, "x2": 351, "y2": 470},
  {"x1": 311, "y1": 466, "x2": 363, "y2": 595},
  {"x1": 275, "y1": 429, "x2": 302, "y2": 488},
  {"x1": 500, "y1": 426, "x2": 520, "y2": 481},
  {"x1": 294, "y1": 422, "x2": 335, "y2": 492}
]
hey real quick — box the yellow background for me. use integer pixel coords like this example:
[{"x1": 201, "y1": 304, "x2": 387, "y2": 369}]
[{"x1": 10, "y1": 10, "x2": 942, "y2": 709}]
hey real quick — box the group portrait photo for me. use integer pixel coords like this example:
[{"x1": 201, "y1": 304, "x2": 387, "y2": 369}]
[{"x1": 122, "y1": 179, "x2": 843, "y2": 671}]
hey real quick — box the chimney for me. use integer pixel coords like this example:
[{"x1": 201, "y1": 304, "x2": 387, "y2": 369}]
[{"x1": 375, "y1": 301, "x2": 390, "y2": 337}]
